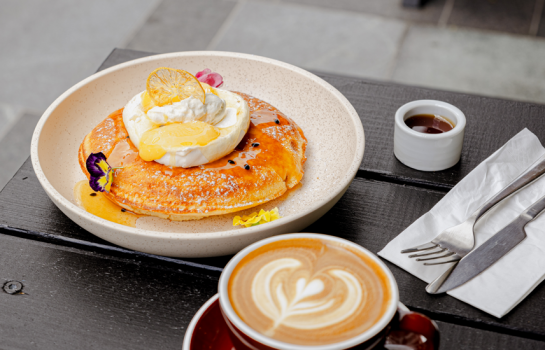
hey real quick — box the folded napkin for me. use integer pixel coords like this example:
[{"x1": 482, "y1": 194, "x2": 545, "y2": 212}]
[{"x1": 379, "y1": 129, "x2": 545, "y2": 318}]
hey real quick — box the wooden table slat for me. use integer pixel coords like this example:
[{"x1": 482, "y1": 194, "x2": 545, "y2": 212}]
[{"x1": 318, "y1": 72, "x2": 545, "y2": 190}]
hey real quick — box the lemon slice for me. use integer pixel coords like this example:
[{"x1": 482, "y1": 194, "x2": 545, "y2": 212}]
[
  {"x1": 146, "y1": 67, "x2": 205, "y2": 107},
  {"x1": 199, "y1": 82, "x2": 220, "y2": 98}
]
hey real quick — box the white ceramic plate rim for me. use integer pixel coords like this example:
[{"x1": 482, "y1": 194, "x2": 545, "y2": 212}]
[{"x1": 31, "y1": 51, "x2": 364, "y2": 241}]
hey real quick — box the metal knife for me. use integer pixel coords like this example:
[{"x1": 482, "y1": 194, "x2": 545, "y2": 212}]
[{"x1": 426, "y1": 192, "x2": 545, "y2": 294}]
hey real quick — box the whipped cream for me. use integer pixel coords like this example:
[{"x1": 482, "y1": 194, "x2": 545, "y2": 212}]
[
  {"x1": 122, "y1": 89, "x2": 250, "y2": 168},
  {"x1": 147, "y1": 93, "x2": 226, "y2": 125}
]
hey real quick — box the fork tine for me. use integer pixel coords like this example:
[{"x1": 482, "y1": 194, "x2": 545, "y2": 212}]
[
  {"x1": 400, "y1": 242, "x2": 438, "y2": 254},
  {"x1": 416, "y1": 251, "x2": 456, "y2": 261},
  {"x1": 424, "y1": 257, "x2": 461, "y2": 266},
  {"x1": 408, "y1": 248, "x2": 446, "y2": 258}
]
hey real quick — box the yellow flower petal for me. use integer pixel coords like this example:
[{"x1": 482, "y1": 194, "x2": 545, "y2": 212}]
[
  {"x1": 233, "y1": 208, "x2": 283, "y2": 227},
  {"x1": 246, "y1": 217, "x2": 261, "y2": 225},
  {"x1": 242, "y1": 212, "x2": 258, "y2": 221},
  {"x1": 97, "y1": 159, "x2": 110, "y2": 174},
  {"x1": 105, "y1": 171, "x2": 113, "y2": 192}
]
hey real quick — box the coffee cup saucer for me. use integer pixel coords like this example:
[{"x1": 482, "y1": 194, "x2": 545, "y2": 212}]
[{"x1": 182, "y1": 294, "x2": 440, "y2": 350}]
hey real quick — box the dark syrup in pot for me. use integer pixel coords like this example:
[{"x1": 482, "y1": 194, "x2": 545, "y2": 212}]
[{"x1": 405, "y1": 114, "x2": 454, "y2": 134}]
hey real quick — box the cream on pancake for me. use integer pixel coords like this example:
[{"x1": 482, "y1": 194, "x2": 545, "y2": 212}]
[{"x1": 123, "y1": 87, "x2": 250, "y2": 168}]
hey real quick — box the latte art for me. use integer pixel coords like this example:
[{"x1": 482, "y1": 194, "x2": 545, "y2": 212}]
[
  {"x1": 228, "y1": 238, "x2": 392, "y2": 346},
  {"x1": 253, "y1": 258, "x2": 364, "y2": 333}
]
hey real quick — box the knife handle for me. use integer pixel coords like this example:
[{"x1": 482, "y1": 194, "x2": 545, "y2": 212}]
[
  {"x1": 522, "y1": 193, "x2": 545, "y2": 223},
  {"x1": 475, "y1": 153, "x2": 545, "y2": 220}
]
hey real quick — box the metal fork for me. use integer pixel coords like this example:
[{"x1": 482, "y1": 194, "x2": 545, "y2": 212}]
[{"x1": 400, "y1": 153, "x2": 545, "y2": 265}]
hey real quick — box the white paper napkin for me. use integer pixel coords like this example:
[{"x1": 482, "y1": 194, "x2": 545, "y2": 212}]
[{"x1": 378, "y1": 129, "x2": 545, "y2": 318}]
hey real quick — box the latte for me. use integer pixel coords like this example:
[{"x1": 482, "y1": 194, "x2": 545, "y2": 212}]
[{"x1": 227, "y1": 238, "x2": 392, "y2": 346}]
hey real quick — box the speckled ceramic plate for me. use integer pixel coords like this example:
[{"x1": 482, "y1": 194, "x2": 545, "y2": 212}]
[{"x1": 31, "y1": 52, "x2": 364, "y2": 258}]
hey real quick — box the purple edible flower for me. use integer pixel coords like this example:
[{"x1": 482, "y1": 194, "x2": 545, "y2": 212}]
[{"x1": 86, "y1": 152, "x2": 113, "y2": 193}]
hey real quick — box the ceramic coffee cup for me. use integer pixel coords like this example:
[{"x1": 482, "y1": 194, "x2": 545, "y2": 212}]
[
  {"x1": 218, "y1": 233, "x2": 399, "y2": 350},
  {"x1": 394, "y1": 100, "x2": 466, "y2": 171}
]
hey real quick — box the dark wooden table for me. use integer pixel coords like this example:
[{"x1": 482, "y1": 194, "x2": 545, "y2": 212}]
[{"x1": 1, "y1": 48, "x2": 545, "y2": 349}]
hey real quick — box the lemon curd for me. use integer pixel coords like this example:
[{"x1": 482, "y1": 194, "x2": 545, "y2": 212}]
[
  {"x1": 74, "y1": 180, "x2": 140, "y2": 227},
  {"x1": 139, "y1": 121, "x2": 221, "y2": 161}
]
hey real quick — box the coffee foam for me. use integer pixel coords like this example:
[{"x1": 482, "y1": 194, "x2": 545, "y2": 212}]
[{"x1": 228, "y1": 238, "x2": 392, "y2": 346}]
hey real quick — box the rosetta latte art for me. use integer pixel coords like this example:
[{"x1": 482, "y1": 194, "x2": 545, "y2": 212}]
[
  {"x1": 228, "y1": 238, "x2": 392, "y2": 346},
  {"x1": 252, "y1": 258, "x2": 365, "y2": 333}
]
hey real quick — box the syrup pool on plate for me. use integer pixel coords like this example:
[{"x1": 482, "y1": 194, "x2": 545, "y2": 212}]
[{"x1": 74, "y1": 180, "x2": 140, "y2": 227}]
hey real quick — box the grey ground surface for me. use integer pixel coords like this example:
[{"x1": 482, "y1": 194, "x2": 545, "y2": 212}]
[
  {"x1": 2, "y1": 0, "x2": 545, "y2": 188},
  {"x1": 0, "y1": 112, "x2": 41, "y2": 190}
]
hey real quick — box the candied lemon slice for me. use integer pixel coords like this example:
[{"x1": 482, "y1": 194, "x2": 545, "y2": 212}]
[
  {"x1": 141, "y1": 91, "x2": 156, "y2": 112},
  {"x1": 146, "y1": 67, "x2": 205, "y2": 107},
  {"x1": 199, "y1": 82, "x2": 220, "y2": 98}
]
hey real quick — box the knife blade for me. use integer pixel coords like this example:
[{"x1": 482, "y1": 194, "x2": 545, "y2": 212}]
[{"x1": 427, "y1": 192, "x2": 545, "y2": 294}]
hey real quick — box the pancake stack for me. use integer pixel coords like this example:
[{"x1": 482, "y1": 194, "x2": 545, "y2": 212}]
[{"x1": 79, "y1": 92, "x2": 307, "y2": 221}]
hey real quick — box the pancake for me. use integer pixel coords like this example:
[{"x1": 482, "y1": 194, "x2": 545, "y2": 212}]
[{"x1": 78, "y1": 92, "x2": 307, "y2": 221}]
